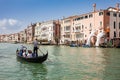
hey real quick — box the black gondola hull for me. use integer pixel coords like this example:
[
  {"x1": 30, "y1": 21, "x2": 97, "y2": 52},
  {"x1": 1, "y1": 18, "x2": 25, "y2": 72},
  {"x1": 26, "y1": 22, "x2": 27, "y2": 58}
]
[{"x1": 16, "y1": 52, "x2": 48, "y2": 63}]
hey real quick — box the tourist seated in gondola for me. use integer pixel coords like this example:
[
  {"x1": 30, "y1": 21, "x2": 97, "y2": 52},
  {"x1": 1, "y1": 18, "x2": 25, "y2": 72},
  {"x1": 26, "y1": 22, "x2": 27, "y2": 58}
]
[
  {"x1": 19, "y1": 50, "x2": 23, "y2": 56},
  {"x1": 19, "y1": 45, "x2": 27, "y2": 56},
  {"x1": 16, "y1": 49, "x2": 19, "y2": 54},
  {"x1": 16, "y1": 49, "x2": 20, "y2": 56},
  {"x1": 27, "y1": 50, "x2": 33, "y2": 58},
  {"x1": 20, "y1": 45, "x2": 27, "y2": 53},
  {"x1": 23, "y1": 50, "x2": 27, "y2": 57}
]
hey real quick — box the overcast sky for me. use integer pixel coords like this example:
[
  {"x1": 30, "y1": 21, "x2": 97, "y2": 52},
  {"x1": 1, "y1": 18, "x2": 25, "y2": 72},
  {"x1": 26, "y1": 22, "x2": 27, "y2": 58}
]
[{"x1": 0, "y1": 0, "x2": 120, "y2": 34}]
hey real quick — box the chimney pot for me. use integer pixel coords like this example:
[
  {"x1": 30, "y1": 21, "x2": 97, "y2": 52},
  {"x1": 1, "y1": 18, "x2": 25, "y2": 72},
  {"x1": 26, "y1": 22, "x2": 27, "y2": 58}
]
[
  {"x1": 93, "y1": 3, "x2": 96, "y2": 12},
  {"x1": 116, "y1": 3, "x2": 119, "y2": 12}
]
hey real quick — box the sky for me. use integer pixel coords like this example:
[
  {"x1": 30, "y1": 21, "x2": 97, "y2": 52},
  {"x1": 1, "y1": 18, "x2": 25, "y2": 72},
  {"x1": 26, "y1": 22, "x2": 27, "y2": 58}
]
[{"x1": 0, "y1": 0, "x2": 120, "y2": 34}]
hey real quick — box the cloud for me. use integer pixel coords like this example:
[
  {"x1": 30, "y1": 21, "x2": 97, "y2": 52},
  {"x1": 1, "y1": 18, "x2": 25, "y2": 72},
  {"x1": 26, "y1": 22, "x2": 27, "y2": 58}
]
[
  {"x1": 8, "y1": 19, "x2": 18, "y2": 26},
  {"x1": 0, "y1": 19, "x2": 7, "y2": 27},
  {"x1": 0, "y1": 18, "x2": 19, "y2": 27},
  {"x1": 0, "y1": 18, "x2": 22, "y2": 34}
]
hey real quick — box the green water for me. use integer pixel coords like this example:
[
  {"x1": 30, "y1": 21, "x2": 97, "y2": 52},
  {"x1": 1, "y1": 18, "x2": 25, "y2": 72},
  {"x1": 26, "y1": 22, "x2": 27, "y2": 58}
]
[{"x1": 0, "y1": 43, "x2": 120, "y2": 80}]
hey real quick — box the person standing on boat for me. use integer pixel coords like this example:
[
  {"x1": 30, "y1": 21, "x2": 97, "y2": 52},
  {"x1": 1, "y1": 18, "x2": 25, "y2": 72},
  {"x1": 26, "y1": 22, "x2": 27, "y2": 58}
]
[{"x1": 33, "y1": 39, "x2": 38, "y2": 57}]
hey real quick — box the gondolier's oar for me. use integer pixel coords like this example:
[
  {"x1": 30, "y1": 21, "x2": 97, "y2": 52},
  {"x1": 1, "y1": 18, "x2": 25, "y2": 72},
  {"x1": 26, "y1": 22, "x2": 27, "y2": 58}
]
[
  {"x1": 38, "y1": 48, "x2": 52, "y2": 62},
  {"x1": 38, "y1": 48, "x2": 47, "y2": 55},
  {"x1": 39, "y1": 46, "x2": 48, "y2": 53}
]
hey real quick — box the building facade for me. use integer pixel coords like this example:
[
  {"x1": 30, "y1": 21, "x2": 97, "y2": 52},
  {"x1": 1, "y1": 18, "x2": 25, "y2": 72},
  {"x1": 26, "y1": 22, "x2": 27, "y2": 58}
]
[
  {"x1": 60, "y1": 16, "x2": 78, "y2": 44},
  {"x1": 26, "y1": 24, "x2": 35, "y2": 43},
  {"x1": 106, "y1": 5, "x2": 120, "y2": 47},
  {"x1": 60, "y1": 3, "x2": 120, "y2": 46},
  {"x1": 0, "y1": 3, "x2": 120, "y2": 47},
  {"x1": 34, "y1": 22, "x2": 41, "y2": 40},
  {"x1": 19, "y1": 29, "x2": 27, "y2": 43}
]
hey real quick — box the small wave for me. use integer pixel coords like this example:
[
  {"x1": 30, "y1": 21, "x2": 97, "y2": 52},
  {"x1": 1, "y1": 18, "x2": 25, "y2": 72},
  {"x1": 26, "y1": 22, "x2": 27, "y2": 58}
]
[{"x1": 0, "y1": 56, "x2": 9, "y2": 58}]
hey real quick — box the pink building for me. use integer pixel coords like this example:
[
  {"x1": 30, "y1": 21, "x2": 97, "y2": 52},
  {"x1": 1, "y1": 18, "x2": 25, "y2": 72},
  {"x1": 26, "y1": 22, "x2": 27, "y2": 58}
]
[
  {"x1": 61, "y1": 3, "x2": 120, "y2": 46},
  {"x1": 60, "y1": 16, "x2": 78, "y2": 44}
]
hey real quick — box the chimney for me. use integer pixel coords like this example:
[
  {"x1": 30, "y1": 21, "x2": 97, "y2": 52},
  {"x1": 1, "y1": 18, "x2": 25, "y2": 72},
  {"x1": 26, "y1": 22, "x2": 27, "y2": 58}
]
[
  {"x1": 116, "y1": 3, "x2": 119, "y2": 12},
  {"x1": 93, "y1": 3, "x2": 96, "y2": 12}
]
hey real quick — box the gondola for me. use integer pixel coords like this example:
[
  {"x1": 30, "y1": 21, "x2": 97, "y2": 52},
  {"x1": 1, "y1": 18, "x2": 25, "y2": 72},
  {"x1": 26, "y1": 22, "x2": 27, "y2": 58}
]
[{"x1": 16, "y1": 51, "x2": 48, "y2": 63}]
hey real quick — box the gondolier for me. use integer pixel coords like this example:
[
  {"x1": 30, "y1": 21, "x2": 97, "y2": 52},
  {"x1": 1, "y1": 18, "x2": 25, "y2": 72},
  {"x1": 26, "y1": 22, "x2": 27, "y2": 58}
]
[{"x1": 33, "y1": 39, "x2": 38, "y2": 57}]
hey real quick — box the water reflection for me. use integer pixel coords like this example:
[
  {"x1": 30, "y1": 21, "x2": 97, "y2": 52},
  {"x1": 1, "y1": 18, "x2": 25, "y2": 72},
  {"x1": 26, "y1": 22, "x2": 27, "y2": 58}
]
[
  {"x1": 73, "y1": 48, "x2": 105, "y2": 80},
  {"x1": 17, "y1": 61, "x2": 48, "y2": 80},
  {"x1": 101, "y1": 48, "x2": 120, "y2": 80}
]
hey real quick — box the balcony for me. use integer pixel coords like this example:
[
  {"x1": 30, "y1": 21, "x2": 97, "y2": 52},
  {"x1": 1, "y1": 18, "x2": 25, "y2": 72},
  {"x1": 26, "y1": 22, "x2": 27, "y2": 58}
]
[{"x1": 64, "y1": 30, "x2": 70, "y2": 32}]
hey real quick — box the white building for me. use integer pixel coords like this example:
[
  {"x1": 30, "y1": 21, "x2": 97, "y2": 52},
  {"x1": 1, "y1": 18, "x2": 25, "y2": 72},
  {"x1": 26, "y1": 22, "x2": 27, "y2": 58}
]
[
  {"x1": 34, "y1": 22, "x2": 41, "y2": 40},
  {"x1": 40, "y1": 20, "x2": 55, "y2": 44},
  {"x1": 34, "y1": 20, "x2": 56, "y2": 44},
  {"x1": 108, "y1": 7, "x2": 120, "y2": 39}
]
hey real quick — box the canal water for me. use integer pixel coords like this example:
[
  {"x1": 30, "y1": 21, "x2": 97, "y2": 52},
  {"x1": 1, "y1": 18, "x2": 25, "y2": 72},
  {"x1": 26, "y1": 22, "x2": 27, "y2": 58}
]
[{"x1": 0, "y1": 43, "x2": 120, "y2": 80}]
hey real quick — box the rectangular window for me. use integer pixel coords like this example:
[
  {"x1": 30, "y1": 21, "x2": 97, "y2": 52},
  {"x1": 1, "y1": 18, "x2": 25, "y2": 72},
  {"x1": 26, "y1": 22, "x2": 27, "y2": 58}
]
[
  {"x1": 76, "y1": 34, "x2": 80, "y2": 38},
  {"x1": 64, "y1": 20, "x2": 70, "y2": 23},
  {"x1": 119, "y1": 32, "x2": 120, "y2": 37},
  {"x1": 113, "y1": 13, "x2": 117, "y2": 17},
  {"x1": 76, "y1": 17, "x2": 81, "y2": 21},
  {"x1": 90, "y1": 32, "x2": 91, "y2": 34},
  {"x1": 90, "y1": 23, "x2": 92, "y2": 27},
  {"x1": 106, "y1": 32, "x2": 109, "y2": 37},
  {"x1": 80, "y1": 16, "x2": 84, "y2": 20},
  {"x1": 114, "y1": 31, "x2": 116, "y2": 37},
  {"x1": 106, "y1": 12, "x2": 110, "y2": 16},
  {"x1": 75, "y1": 16, "x2": 84, "y2": 21},
  {"x1": 75, "y1": 26, "x2": 80, "y2": 31},
  {"x1": 89, "y1": 14, "x2": 93, "y2": 18},
  {"x1": 65, "y1": 34, "x2": 70, "y2": 38},
  {"x1": 82, "y1": 25, "x2": 84, "y2": 29},
  {"x1": 53, "y1": 26, "x2": 55, "y2": 30},
  {"x1": 65, "y1": 26, "x2": 70, "y2": 31},
  {"x1": 119, "y1": 22, "x2": 120, "y2": 29},
  {"x1": 90, "y1": 23, "x2": 92, "y2": 29},
  {"x1": 100, "y1": 21, "x2": 102, "y2": 26},
  {"x1": 114, "y1": 21, "x2": 116, "y2": 29},
  {"x1": 85, "y1": 15, "x2": 88, "y2": 19}
]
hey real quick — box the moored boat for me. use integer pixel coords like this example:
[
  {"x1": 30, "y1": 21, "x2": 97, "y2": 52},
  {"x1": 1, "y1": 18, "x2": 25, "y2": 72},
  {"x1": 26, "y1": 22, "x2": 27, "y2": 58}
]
[{"x1": 70, "y1": 44, "x2": 79, "y2": 47}]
